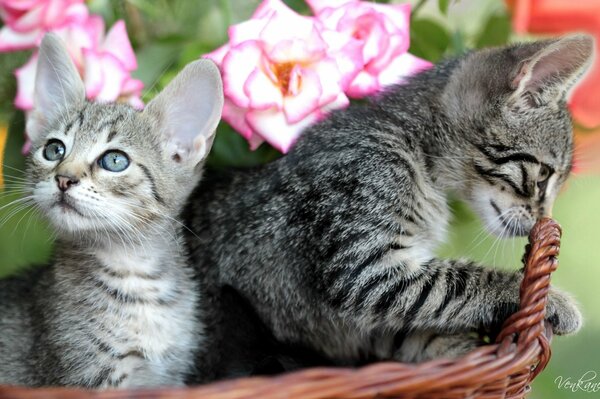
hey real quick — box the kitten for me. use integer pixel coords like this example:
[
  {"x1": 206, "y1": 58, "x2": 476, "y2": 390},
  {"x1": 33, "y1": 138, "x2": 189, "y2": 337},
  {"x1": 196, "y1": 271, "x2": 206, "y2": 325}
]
[
  {"x1": 185, "y1": 34, "x2": 591, "y2": 376},
  {"x1": 0, "y1": 34, "x2": 223, "y2": 388}
]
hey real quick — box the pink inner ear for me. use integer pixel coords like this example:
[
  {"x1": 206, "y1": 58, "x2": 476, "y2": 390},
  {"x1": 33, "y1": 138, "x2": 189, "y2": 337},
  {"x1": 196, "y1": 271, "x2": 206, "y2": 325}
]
[
  {"x1": 511, "y1": 60, "x2": 530, "y2": 89},
  {"x1": 513, "y1": 38, "x2": 593, "y2": 95}
]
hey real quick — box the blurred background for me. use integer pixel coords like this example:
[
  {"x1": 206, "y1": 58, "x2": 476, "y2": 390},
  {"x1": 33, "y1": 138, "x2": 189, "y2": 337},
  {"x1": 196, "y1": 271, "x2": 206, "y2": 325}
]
[{"x1": 0, "y1": 1, "x2": 598, "y2": 397}]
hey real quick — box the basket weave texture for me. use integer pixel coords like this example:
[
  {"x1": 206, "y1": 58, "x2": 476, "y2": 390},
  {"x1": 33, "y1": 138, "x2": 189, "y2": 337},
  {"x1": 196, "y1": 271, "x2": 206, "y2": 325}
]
[{"x1": 0, "y1": 217, "x2": 562, "y2": 399}]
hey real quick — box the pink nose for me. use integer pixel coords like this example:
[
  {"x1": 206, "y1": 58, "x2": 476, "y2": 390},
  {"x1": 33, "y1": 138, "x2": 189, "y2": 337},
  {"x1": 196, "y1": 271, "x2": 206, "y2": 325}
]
[{"x1": 55, "y1": 175, "x2": 79, "y2": 192}]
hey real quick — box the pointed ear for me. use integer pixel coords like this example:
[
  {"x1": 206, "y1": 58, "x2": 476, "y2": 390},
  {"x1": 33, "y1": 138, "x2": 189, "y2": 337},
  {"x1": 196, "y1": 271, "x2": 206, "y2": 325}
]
[
  {"x1": 27, "y1": 33, "x2": 86, "y2": 142},
  {"x1": 144, "y1": 59, "x2": 224, "y2": 166},
  {"x1": 510, "y1": 34, "x2": 594, "y2": 107}
]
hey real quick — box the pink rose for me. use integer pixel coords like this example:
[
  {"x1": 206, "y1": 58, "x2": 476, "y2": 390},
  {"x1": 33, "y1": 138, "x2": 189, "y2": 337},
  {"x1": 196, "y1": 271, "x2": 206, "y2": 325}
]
[
  {"x1": 0, "y1": 0, "x2": 87, "y2": 51},
  {"x1": 205, "y1": 0, "x2": 362, "y2": 153},
  {"x1": 15, "y1": 20, "x2": 142, "y2": 111},
  {"x1": 307, "y1": 0, "x2": 432, "y2": 98}
]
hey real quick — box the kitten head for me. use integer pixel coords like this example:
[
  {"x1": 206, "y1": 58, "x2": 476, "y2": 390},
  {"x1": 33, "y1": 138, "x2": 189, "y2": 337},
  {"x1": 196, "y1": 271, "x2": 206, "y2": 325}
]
[
  {"x1": 27, "y1": 34, "x2": 223, "y2": 241},
  {"x1": 443, "y1": 34, "x2": 594, "y2": 236}
]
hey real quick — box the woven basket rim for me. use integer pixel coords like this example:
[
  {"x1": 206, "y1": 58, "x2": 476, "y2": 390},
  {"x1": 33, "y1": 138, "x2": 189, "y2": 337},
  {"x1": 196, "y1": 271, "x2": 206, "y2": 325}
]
[{"x1": 0, "y1": 218, "x2": 561, "y2": 399}]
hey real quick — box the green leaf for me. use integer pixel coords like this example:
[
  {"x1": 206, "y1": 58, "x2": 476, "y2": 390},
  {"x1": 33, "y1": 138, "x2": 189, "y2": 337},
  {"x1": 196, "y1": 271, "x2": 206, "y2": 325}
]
[
  {"x1": 132, "y1": 42, "x2": 182, "y2": 101},
  {"x1": 438, "y1": 0, "x2": 449, "y2": 15},
  {"x1": 409, "y1": 18, "x2": 451, "y2": 62},
  {"x1": 207, "y1": 124, "x2": 280, "y2": 168},
  {"x1": 448, "y1": 30, "x2": 467, "y2": 57},
  {"x1": 475, "y1": 13, "x2": 511, "y2": 49}
]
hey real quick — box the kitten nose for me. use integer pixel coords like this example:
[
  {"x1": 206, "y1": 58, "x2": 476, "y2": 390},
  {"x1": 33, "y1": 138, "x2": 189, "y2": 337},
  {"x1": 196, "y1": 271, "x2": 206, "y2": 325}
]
[{"x1": 55, "y1": 175, "x2": 79, "y2": 192}]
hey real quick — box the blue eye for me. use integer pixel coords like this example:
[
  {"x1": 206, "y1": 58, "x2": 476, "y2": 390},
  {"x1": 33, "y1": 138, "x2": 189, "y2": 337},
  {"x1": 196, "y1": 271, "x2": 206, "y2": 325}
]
[
  {"x1": 99, "y1": 151, "x2": 130, "y2": 172},
  {"x1": 43, "y1": 139, "x2": 66, "y2": 161}
]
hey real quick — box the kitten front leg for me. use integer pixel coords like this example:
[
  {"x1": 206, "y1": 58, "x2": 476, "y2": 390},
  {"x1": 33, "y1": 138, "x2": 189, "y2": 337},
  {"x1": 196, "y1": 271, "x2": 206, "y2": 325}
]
[
  {"x1": 99, "y1": 356, "x2": 181, "y2": 389},
  {"x1": 327, "y1": 257, "x2": 581, "y2": 337},
  {"x1": 393, "y1": 331, "x2": 483, "y2": 363}
]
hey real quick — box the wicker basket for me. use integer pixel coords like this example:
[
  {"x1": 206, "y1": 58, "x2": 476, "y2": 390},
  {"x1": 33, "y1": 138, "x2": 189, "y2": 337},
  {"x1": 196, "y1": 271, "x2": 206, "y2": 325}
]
[{"x1": 0, "y1": 217, "x2": 562, "y2": 399}]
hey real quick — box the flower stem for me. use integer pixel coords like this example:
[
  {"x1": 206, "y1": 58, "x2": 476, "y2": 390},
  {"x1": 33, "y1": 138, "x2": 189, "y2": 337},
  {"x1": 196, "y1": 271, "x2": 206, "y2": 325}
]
[{"x1": 412, "y1": 0, "x2": 428, "y2": 19}]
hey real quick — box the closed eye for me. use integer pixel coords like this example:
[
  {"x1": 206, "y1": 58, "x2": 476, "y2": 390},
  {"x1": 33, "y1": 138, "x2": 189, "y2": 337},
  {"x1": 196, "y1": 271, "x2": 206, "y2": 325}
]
[{"x1": 537, "y1": 164, "x2": 553, "y2": 192}]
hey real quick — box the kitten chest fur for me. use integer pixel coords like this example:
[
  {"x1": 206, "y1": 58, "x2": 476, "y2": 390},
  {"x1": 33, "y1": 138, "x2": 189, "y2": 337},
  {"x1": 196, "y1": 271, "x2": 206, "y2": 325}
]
[{"x1": 45, "y1": 235, "x2": 201, "y2": 387}]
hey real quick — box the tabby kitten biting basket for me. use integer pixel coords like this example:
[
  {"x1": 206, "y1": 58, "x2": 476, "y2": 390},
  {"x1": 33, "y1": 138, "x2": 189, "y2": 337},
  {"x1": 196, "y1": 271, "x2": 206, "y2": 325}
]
[
  {"x1": 0, "y1": 34, "x2": 223, "y2": 388},
  {"x1": 186, "y1": 34, "x2": 591, "y2": 377}
]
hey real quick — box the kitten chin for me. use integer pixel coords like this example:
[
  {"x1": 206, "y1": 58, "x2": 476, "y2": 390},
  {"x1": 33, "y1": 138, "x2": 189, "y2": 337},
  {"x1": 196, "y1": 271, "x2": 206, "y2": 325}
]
[{"x1": 0, "y1": 34, "x2": 223, "y2": 388}]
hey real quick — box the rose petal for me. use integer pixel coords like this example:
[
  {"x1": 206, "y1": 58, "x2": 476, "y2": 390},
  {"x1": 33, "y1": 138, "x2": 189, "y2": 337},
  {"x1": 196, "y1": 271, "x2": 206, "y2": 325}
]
[
  {"x1": 82, "y1": 49, "x2": 103, "y2": 97},
  {"x1": 320, "y1": 30, "x2": 363, "y2": 89},
  {"x1": 14, "y1": 53, "x2": 38, "y2": 110},
  {"x1": 346, "y1": 70, "x2": 380, "y2": 97},
  {"x1": 204, "y1": 44, "x2": 230, "y2": 64},
  {"x1": 247, "y1": 107, "x2": 318, "y2": 153},
  {"x1": 222, "y1": 100, "x2": 255, "y2": 140},
  {"x1": 101, "y1": 20, "x2": 137, "y2": 70},
  {"x1": 229, "y1": 18, "x2": 268, "y2": 45},
  {"x1": 83, "y1": 50, "x2": 127, "y2": 102},
  {"x1": 283, "y1": 68, "x2": 322, "y2": 124},
  {"x1": 10, "y1": 5, "x2": 44, "y2": 32},
  {"x1": 247, "y1": 132, "x2": 265, "y2": 150},
  {"x1": 222, "y1": 41, "x2": 263, "y2": 107},
  {"x1": 244, "y1": 68, "x2": 283, "y2": 110},
  {"x1": 306, "y1": 0, "x2": 355, "y2": 14},
  {"x1": 377, "y1": 53, "x2": 432, "y2": 88},
  {"x1": 253, "y1": 0, "x2": 297, "y2": 19},
  {"x1": 0, "y1": 25, "x2": 40, "y2": 50},
  {"x1": 312, "y1": 58, "x2": 345, "y2": 105}
]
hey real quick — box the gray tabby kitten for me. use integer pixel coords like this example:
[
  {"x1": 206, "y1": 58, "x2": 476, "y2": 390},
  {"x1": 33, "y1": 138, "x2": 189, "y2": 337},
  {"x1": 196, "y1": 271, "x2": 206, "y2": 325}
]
[
  {"x1": 0, "y1": 34, "x2": 223, "y2": 387},
  {"x1": 186, "y1": 34, "x2": 591, "y2": 374}
]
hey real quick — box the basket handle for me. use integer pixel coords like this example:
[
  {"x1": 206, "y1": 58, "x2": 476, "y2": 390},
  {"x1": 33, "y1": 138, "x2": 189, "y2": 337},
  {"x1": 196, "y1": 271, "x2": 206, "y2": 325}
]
[{"x1": 495, "y1": 217, "x2": 560, "y2": 377}]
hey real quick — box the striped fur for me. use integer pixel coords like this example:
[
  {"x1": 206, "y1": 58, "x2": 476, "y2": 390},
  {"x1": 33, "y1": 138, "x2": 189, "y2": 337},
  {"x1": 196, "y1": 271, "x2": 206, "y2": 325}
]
[
  {"x1": 186, "y1": 36, "x2": 592, "y2": 377},
  {"x1": 0, "y1": 35, "x2": 223, "y2": 387}
]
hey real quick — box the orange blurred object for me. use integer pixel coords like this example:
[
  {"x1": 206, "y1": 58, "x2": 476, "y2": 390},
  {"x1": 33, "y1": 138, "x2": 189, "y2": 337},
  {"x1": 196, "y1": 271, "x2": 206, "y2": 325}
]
[
  {"x1": 507, "y1": 0, "x2": 600, "y2": 130},
  {"x1": 507, "y1": 0, "x2": 600, "y2": 175},
  {"x1": 0, "y1": 124, "x2": 6, "y2": 189}
]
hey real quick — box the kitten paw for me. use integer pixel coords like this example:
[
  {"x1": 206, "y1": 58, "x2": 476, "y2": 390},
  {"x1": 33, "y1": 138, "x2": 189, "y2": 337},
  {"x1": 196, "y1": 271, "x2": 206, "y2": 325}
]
[
  {"x1": 395, "y1": 332, "x2": 483, "y2": 363},
  {"x1": 546, "y1": 288, "x2": 582, "y2": 335}
]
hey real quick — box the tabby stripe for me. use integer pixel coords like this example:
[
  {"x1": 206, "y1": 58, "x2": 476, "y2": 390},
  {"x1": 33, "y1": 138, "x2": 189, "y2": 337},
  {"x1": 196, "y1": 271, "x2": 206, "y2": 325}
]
[
  {"x1": 433, "y1": 266, "x2": 469, "y2": 318},
  {"x1": 474, "y1": 164, "x2": 528, "y2": 197},
  {"x1": 340, "y1": 245, "x2": 389, "y2": 287},
  {"x1": 107, "y1": 130, "x2": 118, "y2": 143},
  {"x1": 389, "y1": 243, "x2": 407, "y2": 251},
  {"x1": 434, "y1": 270, "x2": 454, "y2": 318},
  {"x1": 90, "y1": 366, "x2": 114, "y2": 388},
  {"x1": 486, "y1": 269, "x2": 495, "y2": 286},
  {"x1": 99, "y1": 115, "x2": 125, "y2": 139},
  {"x1": 353, "y1": 273, "x2": 391, "y2": 308},
  {"x1": 110, "y1": 373, "x2": 129, "y2": 387},
  {"x1": 100, "y1": 266, "x2": 162, "y2": 280},
  {"x1": 373, "y1": 274, "x2": 419, "y2": 316},
  {"x1": 138, "y1": 163, "x2": 165, "y2": 205},
  {"x1": 445, "y1": 269, "x2": 480, "y2": 321},
  {"x1": 475, "y1": 144, "x2": 539, "y2": 165},
  {"x1": 93, "y1": 276, "x2": 174, "y2": 305},
  {"x1": 392, "y1": 327, "x2": 409, "y2": 352},
  {"x1": 320, "y1": 231, "x2": 372, "y2": 286},
  {"x1": 117, "y1": 350, "x2": 145, "y2": 360},
  {"x1": 422, "y1": 334, "x2": 440, "y2": 354},
  {"x1": 493, "y1": 153, "x2": 539, "y2": 165},
  {"x1": 86, "y1": 331, "x2": 114, "y2": 354},
  {"x1": 62, "y1": 107, "x2": 85, "y2": 136},
  {"x1": 327, "y1": 245, "x2": 389, "y2": 308},
  {"x1": 519, "y1": 163, "x2": 531, "y2": 197},
  {"x1": 405, "y1": 269, "x2": 440, "y2": 322}
]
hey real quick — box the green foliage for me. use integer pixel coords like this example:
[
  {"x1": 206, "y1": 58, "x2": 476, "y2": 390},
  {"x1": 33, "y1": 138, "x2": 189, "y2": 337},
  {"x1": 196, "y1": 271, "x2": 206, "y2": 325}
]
[
  {"x1": 409, "y1": 18, "x2": 451, "y2": 62},
  {"x1": 0, "y1": 3, "x2": 599, "y2": 395},
  {"x1": 438, "y1": 0, "x2": 450, "y2": 15},
  {"x1": 475, "y1": 13, "x2": 512, "y2": 48}
]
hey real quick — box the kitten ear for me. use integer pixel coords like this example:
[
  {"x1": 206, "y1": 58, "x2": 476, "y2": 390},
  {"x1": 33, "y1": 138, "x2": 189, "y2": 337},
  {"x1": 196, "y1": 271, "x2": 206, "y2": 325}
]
[
  {"x1": 27, "y1": 33, "x2": 86, "y2": 142},
  {"x1": 145, "y1": 59, "x2": 224, "y2": 166},
  {"x1": 511, "y1": 34, "x2": 594, "y2": 107}
]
